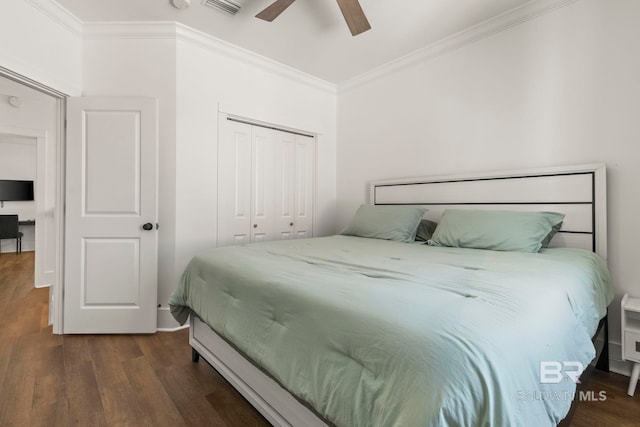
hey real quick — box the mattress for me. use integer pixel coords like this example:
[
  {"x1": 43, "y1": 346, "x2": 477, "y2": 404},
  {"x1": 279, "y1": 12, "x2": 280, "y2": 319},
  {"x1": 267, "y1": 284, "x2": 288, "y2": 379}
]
[{"x1": 169, "y1": 235, "x2": 612, "y2": 427}]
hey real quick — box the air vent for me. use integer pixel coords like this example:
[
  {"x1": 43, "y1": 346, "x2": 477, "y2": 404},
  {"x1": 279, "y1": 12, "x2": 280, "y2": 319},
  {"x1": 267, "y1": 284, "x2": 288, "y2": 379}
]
[{"x1": 201, "y1": 0, "x2": 241, "y2": 15}]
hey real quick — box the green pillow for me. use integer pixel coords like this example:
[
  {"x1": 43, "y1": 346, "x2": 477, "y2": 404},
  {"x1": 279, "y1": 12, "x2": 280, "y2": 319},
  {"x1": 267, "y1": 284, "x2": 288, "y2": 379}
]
[
  {"x1": 415, "y1": 219, "x2": 438, "y2": 242},
  {"x1": 341, "y1": 204, "x2": 428, "y2": 243},
  {"x1": 427, "y1": 209, "x2": 565, "y2": 253}
]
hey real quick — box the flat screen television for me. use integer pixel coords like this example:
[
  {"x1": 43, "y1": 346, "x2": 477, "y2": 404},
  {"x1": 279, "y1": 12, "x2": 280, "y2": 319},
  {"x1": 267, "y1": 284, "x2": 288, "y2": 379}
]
[{"x1": 0, "y1": 180, "x2": 34, "y2": 201}]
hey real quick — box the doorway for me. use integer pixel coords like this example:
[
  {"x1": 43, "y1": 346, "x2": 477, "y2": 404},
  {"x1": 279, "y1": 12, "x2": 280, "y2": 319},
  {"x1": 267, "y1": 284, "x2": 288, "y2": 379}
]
[{"x1": 0, "y1": 69, "x2": 66, "y2": 332}]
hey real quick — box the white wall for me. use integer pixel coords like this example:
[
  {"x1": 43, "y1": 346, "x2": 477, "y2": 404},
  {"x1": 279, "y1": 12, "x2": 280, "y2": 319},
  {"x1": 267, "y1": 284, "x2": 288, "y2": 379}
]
[
  {"x1": 173, "y1": 31, "x2": 337, "y2": 315},
  {"x1": 0, "y1": 0, "x2": 338, "y2": 330},
  {"x1": 337, "y1": 0, "x2": 640, "y2": 371},
  {"x1": 81, "y1": 24, "x2": 338, "y2": 328},
  {"x1": 0, "y1": 135, "x2": 37, "y2": 181},
  {"x1": 0, "y1": 0, "x2": 82, "y2": 95}
]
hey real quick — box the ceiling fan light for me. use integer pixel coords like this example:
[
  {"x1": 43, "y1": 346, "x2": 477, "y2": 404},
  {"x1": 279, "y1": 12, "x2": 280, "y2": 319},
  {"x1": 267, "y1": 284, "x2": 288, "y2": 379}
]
[{"x1": 201, "y1": 0, "x2": 242, "y2": 15}]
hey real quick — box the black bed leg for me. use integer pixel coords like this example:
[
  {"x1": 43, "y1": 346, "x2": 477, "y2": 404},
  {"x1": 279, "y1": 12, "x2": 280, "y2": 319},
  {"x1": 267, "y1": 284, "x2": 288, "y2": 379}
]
[
  {"x1": 595, "y1": 315, "x2": 610, "y2": 372},
  {"x1": 192, "y1": 347, "x2": 200, "y2": 363}
]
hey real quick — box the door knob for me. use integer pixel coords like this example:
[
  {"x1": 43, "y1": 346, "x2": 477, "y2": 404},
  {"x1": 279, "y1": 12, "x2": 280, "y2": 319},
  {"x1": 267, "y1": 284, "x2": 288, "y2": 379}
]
[{"x1": 142, "y1": 223, "x2": 153, "y2": 231}]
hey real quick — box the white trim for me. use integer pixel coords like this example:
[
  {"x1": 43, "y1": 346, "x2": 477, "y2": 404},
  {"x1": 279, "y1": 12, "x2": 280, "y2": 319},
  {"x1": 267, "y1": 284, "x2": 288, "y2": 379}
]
[
  {"x1": 0, "y1": 60, "x2": 79, "y2": 99},
  {"x1": 82, "y1": 21, "x2": 336, "y2": 95},
  {"x1": 0, "y1": 66, "x2": 68, "y2": 99},
  {"x1": 24, "y1": 0, "x2": 84, "y2": 36},
  {"x1": 52, "y1": 98, "x2": 65, "y2": 334},
  {"x1": 0, "y1": 126, "x2": 46, "y2": 142},
  {"x1": 218, "y1": 103, "x2": 322, "y2": 136},
  {"x1": 338, "y1": 0, "x2": 579, "y2": 93},
  {"x1": 175, "y1": 24, "x2": 335, "y2": 95}
]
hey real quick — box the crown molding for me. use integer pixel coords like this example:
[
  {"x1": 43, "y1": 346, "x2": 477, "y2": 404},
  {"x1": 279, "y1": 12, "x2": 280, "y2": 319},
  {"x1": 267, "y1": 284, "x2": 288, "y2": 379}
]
[
  {"x1": 174, "y1": 23, "x2": 337, "y2": 95},
  {"x1": 338, "y1": 0, "x2": 579, "y2": 93},
  {"x1": 25, "y1": 0, "x2": 84, "y2": 36},
  {"x1": 25, "y1": 0, "x2": 574, "y2": 96},
  {"x1": 82, "y1": 21, "x2": 336, "y2": 95},
  {"x1": 82, "y1": 21, "x2": 178, "y2": 40},
  {"x1": 25, "y1": 1, "x2": 335, "y2": 95}
]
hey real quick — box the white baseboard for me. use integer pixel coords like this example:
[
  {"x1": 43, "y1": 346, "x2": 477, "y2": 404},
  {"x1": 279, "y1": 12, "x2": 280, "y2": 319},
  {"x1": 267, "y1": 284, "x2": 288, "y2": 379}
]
[
  {"x1": 43, "y1": 269, "x2": 55, "y2": 286},
  {"x1": 157, "y1": 306, "x2": 189, "y2": 331},
  {"x1": 22, "y1": 242, "x2": 35, "y2": 252},
  {"x1": 0, "y1": 246, "x2": 34, "y2": 253}
]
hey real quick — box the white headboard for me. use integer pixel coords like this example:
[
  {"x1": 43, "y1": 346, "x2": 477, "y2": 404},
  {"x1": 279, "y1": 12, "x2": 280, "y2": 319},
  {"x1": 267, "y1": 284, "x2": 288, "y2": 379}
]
[{"x1": 369, "y1": 164, "x2": 607, "y2": 259}]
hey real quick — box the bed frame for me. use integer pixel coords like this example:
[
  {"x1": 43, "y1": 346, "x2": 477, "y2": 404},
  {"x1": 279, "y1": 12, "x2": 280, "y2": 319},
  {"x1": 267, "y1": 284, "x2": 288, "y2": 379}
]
[{"x1": 190, "y1": 163, "x2": 609, "y2": 427}]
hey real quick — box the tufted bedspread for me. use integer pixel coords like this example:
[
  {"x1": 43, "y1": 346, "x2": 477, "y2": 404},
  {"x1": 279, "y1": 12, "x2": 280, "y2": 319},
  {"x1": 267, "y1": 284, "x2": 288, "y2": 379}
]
[{"x1": 169, "y1": 235, "x2": 612, "y2": 427}]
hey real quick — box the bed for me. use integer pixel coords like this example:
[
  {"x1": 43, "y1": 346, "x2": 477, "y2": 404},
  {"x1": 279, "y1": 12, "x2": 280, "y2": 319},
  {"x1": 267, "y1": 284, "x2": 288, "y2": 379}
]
[{"x1": 170, "y1": 163, "x2": 612, "y2": 427}]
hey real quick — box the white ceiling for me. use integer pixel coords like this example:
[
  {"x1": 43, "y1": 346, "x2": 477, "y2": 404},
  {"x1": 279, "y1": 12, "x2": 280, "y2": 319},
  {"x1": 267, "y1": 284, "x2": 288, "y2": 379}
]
[{"x1": 55, "y1": 0, "x2": 533, "y2": 83}]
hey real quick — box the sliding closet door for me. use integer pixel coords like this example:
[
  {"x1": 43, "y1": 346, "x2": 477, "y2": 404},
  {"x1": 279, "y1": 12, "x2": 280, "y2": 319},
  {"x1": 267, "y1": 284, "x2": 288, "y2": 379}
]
[
  {"x1": 218, "y1": 116, "x2": 314, "y2": 247},
  {"x1": 293, "y1": 134, "x2": 314, "y2": 239},
  {"x1": 250, "y1": 126, "x2": 275, "y2": 242},
  {"x1": 274, "y1": 132, "x2": 314, "y2": 240},
  {"x1": 218, "y1": 120, "x2": 252, "y2": 246},
  {"x1": 274, "y1": 130, "x2": 296, "y2": 240}
]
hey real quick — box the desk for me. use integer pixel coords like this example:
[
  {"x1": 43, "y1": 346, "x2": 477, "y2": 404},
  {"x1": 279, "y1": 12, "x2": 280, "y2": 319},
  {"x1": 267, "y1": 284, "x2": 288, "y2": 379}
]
[{"x1": 18, "y1": 219, "x2": 35, "y2": 226}]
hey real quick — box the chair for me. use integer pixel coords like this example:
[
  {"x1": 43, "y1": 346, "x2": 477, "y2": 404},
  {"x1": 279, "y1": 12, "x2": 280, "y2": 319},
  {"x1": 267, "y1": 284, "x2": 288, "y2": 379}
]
[{"x1": 0, "y1": 215, "x2": 23, "y2": 254}]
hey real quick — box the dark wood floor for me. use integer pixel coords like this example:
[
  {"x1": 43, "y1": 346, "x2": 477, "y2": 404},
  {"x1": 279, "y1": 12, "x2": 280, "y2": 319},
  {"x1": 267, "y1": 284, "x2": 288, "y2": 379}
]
[
  {"x1": 1, "y1": 252, "x2": 638, "y2": 426},
  {"x1": 0, "y1": 252, "x2": 269, "y2": 427}
]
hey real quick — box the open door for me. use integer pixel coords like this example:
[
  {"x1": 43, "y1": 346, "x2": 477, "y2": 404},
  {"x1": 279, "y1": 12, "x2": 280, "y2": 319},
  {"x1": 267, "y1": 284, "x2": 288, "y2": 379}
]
[{"x1": 63, "y1": 97, "x2": 158, "y2": 333}]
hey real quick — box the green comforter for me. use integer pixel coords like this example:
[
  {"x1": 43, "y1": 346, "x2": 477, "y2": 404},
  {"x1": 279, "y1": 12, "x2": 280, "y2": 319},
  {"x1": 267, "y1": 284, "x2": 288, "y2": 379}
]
[{"x1": 169, "y1": 235, "x2": 612, "y2": 427}]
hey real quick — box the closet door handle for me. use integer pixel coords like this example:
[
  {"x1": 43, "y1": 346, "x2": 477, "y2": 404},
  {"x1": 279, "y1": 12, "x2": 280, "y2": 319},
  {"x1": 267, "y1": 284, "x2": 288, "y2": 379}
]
[
  {"x1": 253, "y1": 224, "x2": 258, "y2": 228},
  {"x1": 289, "y1": 222, "x2": 294, "y2": 226}
]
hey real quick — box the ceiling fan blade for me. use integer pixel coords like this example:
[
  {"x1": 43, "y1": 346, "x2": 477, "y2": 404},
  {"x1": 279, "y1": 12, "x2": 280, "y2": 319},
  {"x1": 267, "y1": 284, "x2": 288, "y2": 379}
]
[
  {"x1": 255, "y1": 0, "x2": 296, "y2": 22},
  {"x1": 336, "y1": 0, "x2": 371, "y2": 36}
]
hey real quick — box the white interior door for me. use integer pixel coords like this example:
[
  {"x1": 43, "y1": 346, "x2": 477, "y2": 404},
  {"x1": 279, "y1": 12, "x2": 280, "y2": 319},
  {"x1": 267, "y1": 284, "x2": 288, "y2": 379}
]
[{"x1": 64, "y1": 97, "x2": 158, "y2": 333}]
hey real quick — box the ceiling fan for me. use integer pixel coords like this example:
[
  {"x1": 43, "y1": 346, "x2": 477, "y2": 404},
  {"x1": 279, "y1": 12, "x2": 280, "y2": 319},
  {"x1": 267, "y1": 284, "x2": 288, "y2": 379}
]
[{"x1": 256, "y1": 0, "x2": 371, "y2": 36}]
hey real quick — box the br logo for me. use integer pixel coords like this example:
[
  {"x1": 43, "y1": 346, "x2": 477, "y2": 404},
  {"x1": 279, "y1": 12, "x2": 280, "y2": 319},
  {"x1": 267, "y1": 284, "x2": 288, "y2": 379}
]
[{"x1": 540, "y1": 361, "x2": 585, "y2": 384}]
